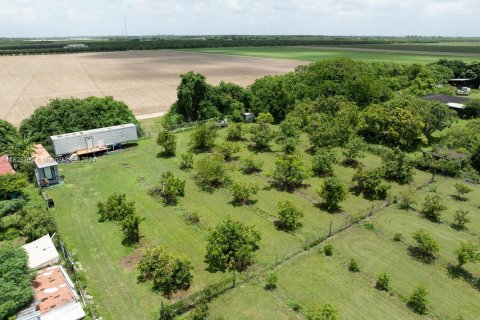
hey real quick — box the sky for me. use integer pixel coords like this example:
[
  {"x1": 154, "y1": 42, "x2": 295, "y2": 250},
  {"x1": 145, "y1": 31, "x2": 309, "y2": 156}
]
[{"x1": 0, "y1": 0, "x2": 478, "y2": 38}]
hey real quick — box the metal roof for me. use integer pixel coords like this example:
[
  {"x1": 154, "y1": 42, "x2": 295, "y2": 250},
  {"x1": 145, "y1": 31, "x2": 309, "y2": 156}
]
[
  {"x1": 31, "y1": 144, "x2": 57, "y2": 169},
  {"x1": 22, "y1": 235, "x2": 59, "y2": 270},
  {"x1": 50, "y1": 123, "x2": 136, "y2": 140}
]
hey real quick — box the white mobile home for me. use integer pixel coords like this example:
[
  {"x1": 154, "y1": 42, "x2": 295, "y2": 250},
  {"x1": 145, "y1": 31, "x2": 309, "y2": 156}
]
[{"x1": 50, "y1": 123, "x2": 138, "y2": 157}]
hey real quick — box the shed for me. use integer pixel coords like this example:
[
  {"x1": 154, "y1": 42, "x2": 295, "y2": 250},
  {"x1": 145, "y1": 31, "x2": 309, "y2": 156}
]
[
  {"x1": 50, "y1": 123, "x2": 138, "y2": 157},
  {"x1": 32, "y1": 144, "x2": 59, "y2": 187},
  {"x1": 0, "y1": 155, "x2": 15, "y2": 175},
  {"x1": 243, "y1": 112, "x2": 255, "y2": 122},
  {"x1": 22, "y1": 234, "x2": 59, "y2": 270}
]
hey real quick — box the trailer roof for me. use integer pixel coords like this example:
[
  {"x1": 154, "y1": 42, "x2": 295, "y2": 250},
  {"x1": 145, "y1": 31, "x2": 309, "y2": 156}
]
[
  {"x1": 32, "y1": 144, "x2": 57, "y2": 168},
  {"x1": 50, "y1": 123, "x2": 136, "y2": 140}
]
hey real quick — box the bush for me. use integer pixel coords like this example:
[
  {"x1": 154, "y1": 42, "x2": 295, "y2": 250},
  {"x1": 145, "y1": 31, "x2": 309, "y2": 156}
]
[
  {"x1": 121, "y1": 214, "x2": 141, "y2": 245},
  {"x1": 250, "y1": 122, "x2": 275, "y2": 150},
  {"x1": 408, "y1": 286, "x2": 429, "y2": 315},
  {"x1": 398, "y1": 190, "x2": 417, "y2": 210},
  {"x1": 190, "y1": 123, "x2": 217, "y2": 152},
  {"x1": 157, "y1": 129, "x2": 176, "y2": 156},
  {"x1": 194, "y1": 154, "x2": 229, "y2": 190},
  {"x1": 376, "y1": 273, "x2": 390, "y2": 291},
  {"x1": 18, "y1": 209, "x2": 56, "y2": 242},
  {"x1": 348, "y1": 258, "x2": 360, "y2": 272},
  {"x1": 317, "y1": 176, "x2": 347, "y2": 212},
  {"x1": 97, "y1": 193, "x2": 135, "y2": 222},
  {"x1": 185, "y1": 211, "x2": 200, "y2": 224},
  {"x1": 412, "y1": 229, "x2": 439, "y2": 257},
  {"x1": 214, "y1": 142, "x2": 240, "y2": 161},
  {"x1": 264, "y1": 272, "x2": 278, "y2": 290},
  {"x1": 190, "y1": 301, "x2": 209, "y2": 320},
  {"x1": 323, "y1": 243, "x2": 333, "y2": 256},
  {"x1": 137, "y1": 246, "x2": 193, "y2": 296},
  {"x1": 342, "y1": 136, "x2": 367, "y2": 166},
  {"x1": 270, "y1": 153, "x2": 308, "y2": 191},
  {"x1": 0, "y1": 199, "x2": 26, "y2": 218},
  {"x1": 363, "y1": 220, "x2": 375, "y2": 231},
  {"x1": 453, "y1": 183, "x2": 472, "y2": 201},
  {"x1": 420, "y1": 195, "x2": 446, "y2": 222},
  {"x1": 452, "y1": 209, "x2": 470, "y2": 230},
  {"x1": 381, "y1": 147, "x2": 413, "y2": 184},
  {"x1": 305, "y1": 303, "x2": 339, "y2": 320},
  {"x1": 277, "y1": 200, "x2": 304, "y2": 231},
  {"x1": 312, "y1": 148, "x2": 337, "y2": 177},
  {"x1": 179, "y1": 152, "x2": 194, "y2": 170},
  {"x1": 226, "y1": 123, "x2": 243, "y2": 141},
  {"x1": 455, "y1": 241, "x2": 480, "y2": 267},
  {"x1": 0, "y1": 173, "x2": 28, "y2": 200},
  {"x1": 151, "y1": 171, "x2": 186, "y2": 205},
  {"x1": 352, "y1": 168, "x2": 390, "y2": 199},
  {"x1": 229, "y1": 182, "x2": 259, "y2": 205},
  {"x1": 239, "y1": 156, "x2": 263, "y2": 174},
  {"x1": 393, "y1": 233, "x2": 403, "y2": 242}
]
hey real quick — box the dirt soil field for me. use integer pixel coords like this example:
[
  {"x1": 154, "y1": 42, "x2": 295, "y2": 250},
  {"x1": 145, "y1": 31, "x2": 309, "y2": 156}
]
[{"x1": 0, "y1": 50, "x2": 303, "y2": 126}]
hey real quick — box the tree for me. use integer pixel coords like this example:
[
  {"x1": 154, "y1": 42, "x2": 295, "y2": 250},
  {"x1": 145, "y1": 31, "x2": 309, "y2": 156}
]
[
  {"x1": 352, "y1": 168, "x2": 390, "y2": 200},
  {"x1": 376, "y1": 273, "x2": 390, "y2": 291},
  {"x1": 453, "y1": 183, "x2": 472, "y2": 201},
  {"x1": 270, "y1": 154, "x2": 308, "y2": 190},
  {"x1": 122, "y1": 214, "x2": 141, "y2": 245},
  {"x1": 189, "y1": 123, "x2": 217, "y2": 152},
  {"x1": 305, "y1": 303, "x2": 339, "y2": 320},
  {"x1": 471, "y1": 145, "x2": 480, "y2": 172},
  {"x1": 226, "y1": 123, "x2": 244, "y2": 141},
  {"x1": 312, "y1": 149, "x2": 337, "y2": 177},
  {"x1": 348, "y1": 258, "x2": 360, "y2": 272},
  {"x1": 137, "y1": 246, "x2": 193, "y2": 296},
  {"x1": 455, "y1": 241, "x2": 480, "y2": 267},
  {"x1": 194, "y1": 154, "x2": 229, "y2": 190},
  {"x1": 2, "y1": 135, "x2": 35, "y2": 177},
  {"x1": 205, "y1": 218, "x2": 261, "y2": 272},
  {"x1": 381, "y1": 147, "x2": 413, "y2": 184},
  {"x1": 151, "y1": 171, "x2": 186, "y2": 205},
  {"x1": 214, "y1": 142, "x2": 240, "y2": 161},
  {"x1": 229, "y1": 182, "x2": 259, "y2": 205},
  {"x1": 408, "y1": 286, "x2": 429, "y2": 315},
  {"x1": 249, "y1": 75, "x2": 294, "y2": 122},
  {"x1": 452, "y1": 209, "x2": 470, "y2": 230},
  {"x1": 250, "y1": 122, "x2": 275, "y2": 150},
  {"x1": 318, "y1": 177, "x2": 347, "y2": 212},
  {"x1": 18, "y1": 209, "x2": 56, "y2": 242},
  {"x1": 398, "y1": 190, "x2": 417, "y2": 210},
  {"x1": 276, "y1": 117, "x2": 301, "y2": 154},
  {"x1": 0, "y1": 246, "x2": 36, "y2": 320},
  {"x1": 0, "y1": 119, "x2": 17, "y2": 154},
  {"x1": 173, "y1": 71, "x2": 211, "y2": 122},
  {"x1": 157, "y1": 129, "x2": 176, "y2": 156},
  {"x1": 420, "y1": 195, "x2": 446, "y2": 223},
  {"x1": 97, "y1": 193, "x2": 135, "y2": 222},
  {"x1": 342, "y1": 136, "x2": 367, "y2": 166},
  {"x1": 0, "y1": 173, "x2": 28, "y2": 200},
  {"x1": 264, "y1": 272, "x2": 278, "y2": 290},
  {"x1": 240, "y1": 156, "x2": 263, "y2": 174},
  {"x1": 179, "y1": 152, "x2": 194, "y2": 170},
  {"x1": 277, "y1": 200, "x2": 304, "y2": 231},
  {"x1": 412, "y1": 230, "x2": 439, "y2": 257}
]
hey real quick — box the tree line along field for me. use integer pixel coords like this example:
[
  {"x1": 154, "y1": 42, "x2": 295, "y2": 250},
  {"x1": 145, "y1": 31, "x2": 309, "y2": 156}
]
[
  {"x1": 47, "y1": 118, "x2": 480, "y2": 320},
  {"x1": 182, "y1": 46, "x2": 480, "y2": 64}
]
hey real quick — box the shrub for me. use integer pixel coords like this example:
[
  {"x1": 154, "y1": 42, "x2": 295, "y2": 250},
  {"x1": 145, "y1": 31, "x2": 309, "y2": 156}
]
[
  {"x1": 270, "y1": 153, "x2": 308, "y2": 191},
  {"x1": 190, "y1": 301, "x2": 209, "y2": 320},
  {"x1": 452, "y1": 209, "x2": 470, "y2": 230},
  {"x1": 420, "y1": 195, "x2": 446, "y2": 222},
  {"x1": 393, "y1": 233, "x2": 403, "y2": 242},
  {"x1": 264, "y1": 272, "x2": 278, "y2": 290},
  {"x1": 121, "y1": 214, "x2": 141, "y2": 245},
  {"x1": 376, "y1": 273, "x2": 390, "y2": 291},
  {"x1": 205, "y1": 218, "x2": 261, "y2": 272},
  {"x1": 190, "y1": 123, "x2": 217, "y2": 152},
  {"x1": 157, "y1": 129, "x2": 176, "y2": 156},
  {"x1": 323, "y1": 243, "x2": 333, "y2": 256},
  {"x1": 412, "y1": 229, "x2": 439, "y2": 257},
  {"x1": 226, "y1": 123, "x2": 243, "y2": 141},
  {"x1": 363, "y1": 220, "x2": 375, "y2": 231},
  {"x1": 287, "y1": 300, "x2": 303, "y2": 312},
  {"x1": 318, "y1": 176, "x2": 347, "y2": 212},
  {"x1": 312, "y1": 148, "x2": 337, "y2": 177},
  {"x1": 194, "y1": 154, "x2": 229, "y2": 190},
  {"x1": 408, "y1": 286, "x2": 429, "y2": 315},
  {"x1": 151, "y1": 171, "x2": 186, "y2": 205},
  {"x1": 0, "y1": 173, "x2": 28, "y2": 200},
  {"x1": 185, "y1": 211, "x2": 200, "y2": 224},
  {"x1": 352, "y1": 168, "x2": 390, "y2": 199},
  {"x1": 398, "y1": 190, "x2": 417, "y2": 210},
  {"x1": 455, "y1": 241, "x2": 480, "y2": 267},
  {"x1": 342, "y1": 136, "x2": 367, "y2": 166},
  {"x1": 348, "y1": 258, "x2": 360, "y2": 272},
  {"x1": 18, "y1": 209, "x2": 56, "y2": 242},
  {"x1": 0, "y1": 198, "x2": 26, "y2": 218},
  {"x1": 179, "y1": 152, "x2": 194, "y2": 170},
  {"x1": 214, "y1": 142, "x2": 240, "y2": 161},
  {"x1": 97, "y1": 193, "x2": 135, "y2": 222},
  {"x1": 381, "y1": 147, "x2": 414, "y2": 184},
  {"x1": 277, "y1": 200, "x2": 304, "y2": 231},
  {"x1": 239, "y1": 156, "x2": 263, "y2": 174},
  {"x1": 250, "y1": 122, "x2": 275, "y2": 150},
  {"x1": 453, "y1": 183, "x2": 472, "y2": 201},
  {"x1": 137, "y1": 246, "x2": 193, "y2": 296},
  {"x1": 229, "y1": 182, "x2": 259, "y2": 205},
  {"x1": 305, "y1": 304, "x2": 339, "y2": 320}
]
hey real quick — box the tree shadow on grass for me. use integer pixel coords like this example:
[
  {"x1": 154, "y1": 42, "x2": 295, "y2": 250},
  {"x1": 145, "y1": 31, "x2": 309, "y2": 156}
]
[
  {"x1": 314, "y1": 202, "x2": 342, "y2": 214},
  {"x1": 407, "y1": 246, "x2": 437, "y2": 264},
  {"x1": 446, "y1": 264, "x2": 480, "y2": 291},
  {"x1": 156, "y1": 151, "x2": 175, "y2": 159},
  {"x1": 228, "y1": 199, "x2": 258, "y2": 207}
]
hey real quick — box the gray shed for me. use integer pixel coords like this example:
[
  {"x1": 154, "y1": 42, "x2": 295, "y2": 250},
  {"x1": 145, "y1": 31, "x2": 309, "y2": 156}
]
[
  {"x1": 32, "y1": 144, "x2": 59, "y2": 187},
  {"x1": 50, "y1": 123, "x2": 138, "y2": 157}
]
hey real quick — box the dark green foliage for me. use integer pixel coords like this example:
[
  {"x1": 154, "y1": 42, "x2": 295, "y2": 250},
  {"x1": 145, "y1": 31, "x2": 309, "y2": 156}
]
[
  {"x1": 305, "y1": 303, "x2": 339, "y2": 320},
  {"x1": 393, "y1": 233, "x2": 403, "y2": 242},
  {"x1": 179, "y1": 152, "x2": 194, "y2": 171},
  {"x1": 0, "y1": 119, "x2": 17, "y2": 154},
  {"x1": 97, "y1": 193, "x2": 136, "y2": 222},
  {"x1": 376, "y1": 273, "x2": 390, "y2": 291},
  {"x1": 229, "y1": 182, "x2": 258, "y2": 205},
  {"x1": 363, "y1": 220, "x2": 375, "y2": 231},
  {"x1": 348, "y1": 258, "x2": 360, "y2": 272},
  {"x1": 137, "y1": 246, "x2": 193, "y2": 296},
  {"x1": 264, "y1": 272, "x2": 278, "y2": 290},
  {"x1": 412, "y1": 229, "x2": 439, "y2": 257},
  {"x1": 189, "y1": 123, "x2": 218, "y2": 152},
  {"x1": 226, "y1": 123, "x2": 244, "y2": 141},
  {"x1": 471, "y1": 145, "x2": 480, "y2": 172},
  {"x1": 239, "y1": 156, "x2": 263, "y2": 174},
  {"x1": 323, "y1": 243, "x2": 333, "y2": 256},
  {"x1": 121, "y1": 214, "x2": 141, "y2": 245},
  {"x1": 214, "y1": 142, "x2": 240, "y2": 161},
  {"x1": 312, "y1": 149, "x2": 337, "y2": 177},
  {"x1": 414, "y1": 153, "x2": 462, "y2": 177},
  {"x1": 318, "y1": 176, "x2": 347, "y2": 212},
  {"x1": 455, "y1": 241, "x2": 480, "y2": 267},
  {"x1": 408, "y1": 286, "x2": 429, "y2": 315},
  {"x1": 0, "y1": 246, "x2": 36, "y2": 320},
  {"x1": 381, "y1": 148, "x2": 414, "y2": 184},
  {"x1": 190, "y1": 300, "x2": 209, "y2": 320},
  {"x1": 352, "y1": 168, "x2": 390, "y2": 199},
  {"x1": 420, "y1": 195, "x2": 446, "y2": 222},
  {"x1": 250, "y1": 122, "x2": 275, "y2": 150},
  {"x1": 18, "y1": 209, "x2": 56, "y2": 242},
  {"x1": 19, "y1": 96, "x2": 141, "y2": 148},
  {"x1": 172, "y1": 71, "x2": 212, "y2": 122},
  {"x1": 157, "y1": 130, "x2": 176, "y2": 156},
  {"x1": 0, "y1": 199, "x2": 26, "y2": 219},
  {"x1": 151, "y1": 171, "x2": 186, "y2": 205},
  {"x1": 459, "y1": 99, "x2": 480, "y2": 119},
  {"x1": 270, "y1": 153, "x2": 308, "y2": 191},
  {"x1": 452, "y1": 209, "x2": 470, "y2": 230},
  {"x1": 194, "y1": 154, "x2": 228, "y2": 190},
  {"x1": 276, "y1": 200, "x2": 304, "y2": 231},
  {"x1": 205, "y1": 218, "x2": 261, "y2": 272},
  {"x1": 249, "y1": 75, "x2": 294, "y2": 122},
  {"x1": 0, "y1": 173, "x2": 28, "y2": 200}
]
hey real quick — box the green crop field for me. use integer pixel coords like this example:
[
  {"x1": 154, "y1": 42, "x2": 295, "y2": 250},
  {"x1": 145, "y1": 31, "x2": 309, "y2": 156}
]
[
  {"x1": 47, "y1": 119, "x2": 480, "y2": 320},
  {"x1": 181, "y1": 46, "x2": 480, "y2": 64}
]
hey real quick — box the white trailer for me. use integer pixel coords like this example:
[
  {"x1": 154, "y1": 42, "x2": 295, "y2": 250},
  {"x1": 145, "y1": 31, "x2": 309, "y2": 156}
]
[{"x1": 50, "y1": 123, "x2": 138, "y2": 157}]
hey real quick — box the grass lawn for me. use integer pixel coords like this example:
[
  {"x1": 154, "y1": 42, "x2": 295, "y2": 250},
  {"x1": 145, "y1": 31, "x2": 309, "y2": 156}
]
[{"x1": 180, "y1": 46, "x2": 479, "y2": 64}]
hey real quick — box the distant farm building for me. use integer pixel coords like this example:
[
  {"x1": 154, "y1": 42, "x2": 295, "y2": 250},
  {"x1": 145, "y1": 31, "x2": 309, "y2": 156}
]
[
  {"x1": 50, "y1": 123, "x2": 138, "y2": 157},
  {"x1": 63, "y1": 44, "x2": 88, "y2": 49},
  {"x1": 22, "y1": 235, "x2": 59, "y2": 270},
  {"x1": 0, "y1": 155, "x2": 15, "y2": 175},
  {"x1": 32, "y1": 144, "x2": 59, "y2": 187},
  {"x1": 421, "y1": 93, "x2": 469, "y2": 110},
  {"x1": 243, "y1": 112, "x2": 255, "y2": 122},
  {"x1": 448, "y1": 78, "x2": 477, "y2": 88}
]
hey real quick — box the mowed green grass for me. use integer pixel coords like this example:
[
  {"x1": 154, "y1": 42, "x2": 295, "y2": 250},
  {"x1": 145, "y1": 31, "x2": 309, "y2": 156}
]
[{"x1": 181, "y1": 46, "x2": 479, "y2": 64}]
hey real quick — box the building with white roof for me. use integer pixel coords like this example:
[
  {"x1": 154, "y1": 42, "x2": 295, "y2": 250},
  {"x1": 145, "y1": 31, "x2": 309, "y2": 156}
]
[{"x1": 22, "y1": 235, "x2": 60, "y2": 270}]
